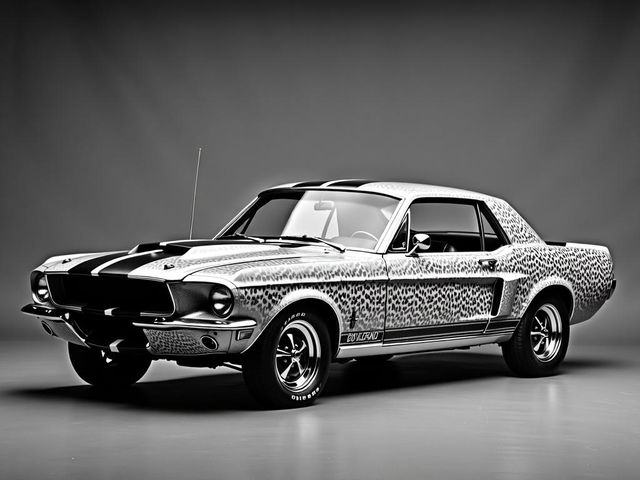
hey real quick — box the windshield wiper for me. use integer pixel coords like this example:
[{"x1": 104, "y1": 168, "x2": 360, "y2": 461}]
[
  {"x1": 274, "y1": 235, "x2": 345, "y2": 253},
  {"x1": 218, "y1": 233, "x2": 265, "y2": 243}
]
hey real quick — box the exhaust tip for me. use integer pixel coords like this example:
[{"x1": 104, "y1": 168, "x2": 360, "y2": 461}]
[
  {"x1": 200, "y1": 335, "x2": 218, "y2": 351},
  {"x1": 41, "y1": 321, "x2": 55, "y2": 336}
]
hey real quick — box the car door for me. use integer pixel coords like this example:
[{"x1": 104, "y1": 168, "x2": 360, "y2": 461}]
[{"x1": 382, "y1": 198, "x2": 511, "y2": 344}]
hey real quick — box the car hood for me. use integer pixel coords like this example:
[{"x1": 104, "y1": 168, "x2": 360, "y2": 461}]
[{"x1": 40, "y1": 240, "x2": 349, "y2": 282}]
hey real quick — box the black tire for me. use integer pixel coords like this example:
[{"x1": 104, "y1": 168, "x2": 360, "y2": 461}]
[
  {"x1": 242, "y1": 310, "x2": 331, "y2": 408},
  {"x1": 355, "y1": 354, "x2": 394, "y2": 363},
  {"x1": 68, "y1": 343, "x2": 151, "y2": 387},
  {"x1": 501, "y1": 295, "x2": 570, "y2": 377}
]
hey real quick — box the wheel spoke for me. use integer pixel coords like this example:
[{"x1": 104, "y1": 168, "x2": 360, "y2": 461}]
[
  {"x1": 534, "y1": 336, "x2": 545, "y2": 351},
  {"x1": 279, "y1": 361, "x2": 294, "y2": 379},
  {"x1": 534, "y1": 316, "x2": 544, "y2": 330},
  {"x1": 296, "y1": 342, "x2": 307, "y2": 354},
  {"x1": 287, "y1": 333, "x2": 296, "y2": 351},
  {"x1": 291, "y1": 359, "x2": 301, "y2": 375},
  {"x1": 276, "y1": 348, "x2": 290, "y2": 358},
  {"x1": 530, "y1": 331, "x2": 544, "y2": 337}
]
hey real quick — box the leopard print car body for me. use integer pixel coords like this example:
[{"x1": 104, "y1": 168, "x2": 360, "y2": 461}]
[
  {"x1": 30, "y1": 182, "x2": 615, "y2": 358},
  {"x1": 196, "y1": 252, "x2": 388, "y2": 335}
]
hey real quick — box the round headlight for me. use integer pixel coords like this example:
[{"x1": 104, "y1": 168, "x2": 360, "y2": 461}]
[
  {"x1": 209, "y1": 285, "x2": 233, "y2": 317},
  {"x1": 34, "y1": 274, "x2": 50, "y2": 303}
]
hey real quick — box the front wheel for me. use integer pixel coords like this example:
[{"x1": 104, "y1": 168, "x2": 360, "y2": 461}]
[
  {"x1": 68, "y1": 343, "x2": 151, "y2": 387},
  {"x1": 502, "y1": 296, "x2": 570, "y2": 377},
  {"x1": 242, "y1": 310, "x2": 331, "y2": 408}
]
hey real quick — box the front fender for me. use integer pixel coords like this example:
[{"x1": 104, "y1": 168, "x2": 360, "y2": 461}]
[{"x1": 241, "y1": 288, "x2": 343, "y2": 354}]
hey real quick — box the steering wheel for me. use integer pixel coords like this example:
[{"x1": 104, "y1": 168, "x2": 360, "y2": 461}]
[{"x1": 351, "y1": 230, "x2": 379, "y2": 243}]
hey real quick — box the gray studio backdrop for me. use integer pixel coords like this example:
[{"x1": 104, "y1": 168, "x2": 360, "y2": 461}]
[{"x1": 1, "y1": 1, "x2": 638, "y2": 342}]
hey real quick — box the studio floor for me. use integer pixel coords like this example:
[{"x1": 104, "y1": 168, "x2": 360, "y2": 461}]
[{"x1": 1, "y1": 339, "x2": 638, "y2": 480}]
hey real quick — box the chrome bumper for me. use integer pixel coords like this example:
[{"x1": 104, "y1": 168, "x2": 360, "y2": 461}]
[
  {"x1": 22, "y1": 304, "x2": 258, "y2": 356},
  {"x1": 132, "y1": 317, "x2": 258, "y2": 356},
  {"x1": 21, "y1": 304, "x2": 87, "y2": 346}
]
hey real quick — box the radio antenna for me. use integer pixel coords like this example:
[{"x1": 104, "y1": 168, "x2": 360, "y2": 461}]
[{"x1": 189, "y1": 147, "x2": 202, "y2": 240}]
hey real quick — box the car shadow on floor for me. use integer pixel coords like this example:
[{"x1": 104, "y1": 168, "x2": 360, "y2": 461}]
[{"x1": 6, "y1": 350, "x2": 625, "y2": 413}]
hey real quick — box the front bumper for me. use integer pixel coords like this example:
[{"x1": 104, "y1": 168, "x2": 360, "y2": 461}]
[
  {"x1": 21, "y1": 304, "x2": 87, "y2": 346},
  {"x1": 133, "y1": 317, "x2": 258, "y2": 356},
  {"x1": 21, "y1": 304, "x2": 258, "y2": 357}
]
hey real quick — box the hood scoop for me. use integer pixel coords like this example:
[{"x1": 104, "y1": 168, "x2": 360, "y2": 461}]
[
  {"x1": 129, "y1": 242, "x2": 192, "y2": 256},
  {"x1": 128, "y1": 239, "x2": 233, "y2": 256}
]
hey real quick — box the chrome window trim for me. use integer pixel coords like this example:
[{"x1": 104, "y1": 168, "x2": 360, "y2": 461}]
[
  {"x1": 382, "y1": 244, "x2": 512, "y2": 260},
  {"x1": 376, "y1": 197, "x2": 413, "y2": 253},
  {"x1": 386, "y1": 210, "x2": 410, "y2": 253},
  {"x1": 478, "y1": 200, "x2": 512, "y2": 248},
  {"x1": 215, "y1": 195, "x2": 260, "y2": 239}
]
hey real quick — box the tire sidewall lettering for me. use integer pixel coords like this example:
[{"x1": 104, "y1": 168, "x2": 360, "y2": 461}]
[
  {"x1": 290, "y1": 384, "x2": 322, "y2": 402},
  {"x1": 283, "y1": 311, "x2": 306, "y2": 328}
]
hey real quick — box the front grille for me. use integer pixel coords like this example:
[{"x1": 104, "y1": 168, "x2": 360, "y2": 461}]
[{"x1": 47, "y1": 274, "x2": 174, "y2": 315}]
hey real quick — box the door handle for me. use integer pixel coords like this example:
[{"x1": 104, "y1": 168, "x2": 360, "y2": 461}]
[{"x1": 479, "y1": 258, "x2": 497, "y2": 271}]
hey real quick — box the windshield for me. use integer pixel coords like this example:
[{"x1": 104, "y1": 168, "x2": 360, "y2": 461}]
[{"x1": 219, "y1": 190, "x2": 400, "y2": 251}]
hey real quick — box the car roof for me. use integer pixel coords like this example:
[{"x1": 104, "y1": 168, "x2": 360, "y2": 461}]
[{"x1": 263, "y1": 180, "x2": 497, "y2": 202}]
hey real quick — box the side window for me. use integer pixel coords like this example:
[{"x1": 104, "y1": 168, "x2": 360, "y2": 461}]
[
  {"x1": 479, "y1": 205, "x2": 508, "y2": 251},
  {"x1": 409, "y1": 202, "x2": 481, "y2": 252}
]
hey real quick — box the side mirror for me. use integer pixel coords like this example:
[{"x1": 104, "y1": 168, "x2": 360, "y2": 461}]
[{"x1": 406, "y1": 233, "x2": 431, "y2": 256}]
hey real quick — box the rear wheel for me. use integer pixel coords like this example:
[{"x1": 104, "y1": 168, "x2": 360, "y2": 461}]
[
  {"x1": 68, "y1": 343, "x2": 151, "y2": 387},
  {"x1": 242, "y1": 310, "x2": 331, "y2": 408},
  {"x1": 502, "y1": 296, "x2": 569, "y2": 377}
]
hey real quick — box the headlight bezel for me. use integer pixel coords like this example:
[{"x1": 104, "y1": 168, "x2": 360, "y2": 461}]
[
  {"x1": 32, "y1": 273, "x2": 51, "y2": 304},
  {"x1": 209, "y1": 284, "x2": 234, "y2": 318}
]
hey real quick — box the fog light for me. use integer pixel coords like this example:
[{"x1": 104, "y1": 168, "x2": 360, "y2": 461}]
[
  {"x1": 41, "y1": 321, "x2": 54, "y2": 336},
  {"x1": 200, "y1": 335, "x2": 219, "y2": 351},
  {"x1": 236, "y1": 329, "x2": 253, "y2": 341}
]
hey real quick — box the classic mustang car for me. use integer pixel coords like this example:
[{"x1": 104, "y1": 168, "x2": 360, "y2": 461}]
[{"x1": 23, "y1": 180, "x2": 616, "y2": 408}]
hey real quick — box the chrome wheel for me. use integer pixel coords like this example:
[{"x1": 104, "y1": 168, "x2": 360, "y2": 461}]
[
  {"x1": 530, "y1": 303, "x2": 563, "y2": 362},
  {"x1": 274, "y1": 319, "x2": 321, "y2": 393},
  {"x1": 243, "y1": 310, "x2": 331, "y2": 408}
]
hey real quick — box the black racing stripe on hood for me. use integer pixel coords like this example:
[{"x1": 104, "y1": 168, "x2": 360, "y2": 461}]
[
  {"x1": 98, "y1": 251, "x2": 177, "y2": 276},
  {"x1": 131, "y1": 239, "x2": 241, "y2": 254},
  {"x1": 68, "y1": 251, "x2": 129, "y2": 275}
]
